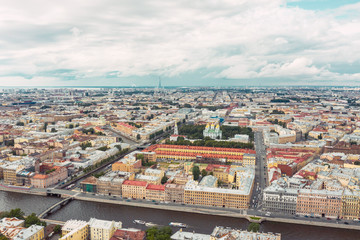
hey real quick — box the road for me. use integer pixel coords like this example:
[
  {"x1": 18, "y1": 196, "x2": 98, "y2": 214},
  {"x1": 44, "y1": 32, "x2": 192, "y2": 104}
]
[
  {"x1": 251, "y1": 131, "x2": 267, "y2": 210},
  {"x1": 103, "y1": 126, "x2": 138, "y2": 145},
  {"x1": 57, "y1": 147, "x2": 137, "y2": 190}
]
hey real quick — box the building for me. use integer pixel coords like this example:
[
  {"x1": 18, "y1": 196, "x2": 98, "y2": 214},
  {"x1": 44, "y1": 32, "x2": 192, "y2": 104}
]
[
  {"x1": 122, "y1": 180, "x2": 148, "y2": 199},
  {"x1": 30, "y1": 166, "x2": 68, "y2": 188},
  {"x1": 3, "y1": 165, "x2": 23, "y2": 185},
  {"x1": 13, "y1": 225, "x2": 44, "y2": 240},
  {"x1": 89, "y1": 218, "x2": 122, "y2": 240},
  {"x1": 296, "y1": 189, "x2": 342, "y2": 218},
  {"x1": 143, "y1": 144, "x2": 256, "y2": 165},
  {"x1": 203, "y1": 122, "x2": 222, "y2": 139},
  {"x1": 263, "y1": 185, "x2": 298, "y2": 215},
  {"x1": 210, "y1": 226, "x2": 281, "y2": 240},
  {"x1": 110, "y1": 228, "x2": 145, "y2": 240},
  {"x1": 60, "y1": 220, "x2": 89, "y2": 240},
  {"x1": 341, "y1": 190, "x2": 360, "y2": 220},
  {"x1": 165, "y1": 184, "x2": 184, "y2": 203},
  {"x1": 184, "y1": 178, "x2": 253, "y2": 209},
  {"x1": 145, "y1": 184, "x2": 165, "y2": 202},
  {"x1": 171, "y1": 231, "x2": 210, "y2": 240},
  {"x1": 112, "y1": 158, "x2": 141, "y2": 173}
]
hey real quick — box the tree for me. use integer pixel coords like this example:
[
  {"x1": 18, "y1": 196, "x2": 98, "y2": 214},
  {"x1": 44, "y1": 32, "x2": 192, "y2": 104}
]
[
  {"x1": 24, "y1": 213, "x2": 46, "y2": 227},
  {"x1": 8, "y1": 208, "x2": 25, "y2": 219},
  {"x1": 192, "y1": 166, "x2": 200, "y2": 180},
  {"x1": 0, "y1": 208, "x2": 24, "y2": 219},
  {"x1": 354, "y1": 161, "x2": 360, "y2": 166},
  {"x1": 16, "y1": 122, "x2": 24, "y2": 126},
  {"x1": 43, "y1": 122, "x2": 48, "y2": 132},
  {"x1": 201, "y1": 169, "x2": 207, "y2": 177},
  {"x1": 146, "y1": 227, "x2": 172, "y2": 240},
  {"x1": 247, "y1": 223, "x2": 260, "y2": 232},
  {"x1": 53, "y1": 225, "x2": 62, "y2": 234},
  {"x1": 137, "y1": 134, "x2": 141, "y2": 140},
  {"x1": 318, "y1": 134, "x2": 323, "y2": 140},
  {"x1": 51, "y1": 128, "x2": 57, "y2": 132},
  {"x1": 161, "y1": 176, "x2": 169, "y2": 184},
  {"x1": 136, "y1": 154, "x2": 144, "y2": 160},
  {"x1": 0, "y1": 235, "x2": 9, "y2": 240}
]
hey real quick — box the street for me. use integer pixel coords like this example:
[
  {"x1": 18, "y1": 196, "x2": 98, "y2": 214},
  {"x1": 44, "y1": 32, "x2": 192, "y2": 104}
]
[{"x1": 251, "y1": 131, "x2": 267, "y2": 210}]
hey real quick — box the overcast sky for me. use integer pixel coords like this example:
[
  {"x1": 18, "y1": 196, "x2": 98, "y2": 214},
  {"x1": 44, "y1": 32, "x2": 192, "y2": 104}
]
[{"x1": 0, "y1": 0, "x2": 360, "y2": 87}]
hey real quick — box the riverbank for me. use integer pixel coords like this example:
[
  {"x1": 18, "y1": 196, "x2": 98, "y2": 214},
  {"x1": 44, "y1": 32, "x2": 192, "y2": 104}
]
[
  {"x1": 74, "y1": 195, "x2": 360, "y2": 231},
  {"x1": 2, "y1": 186, "x2": 360, "y2": 231}
]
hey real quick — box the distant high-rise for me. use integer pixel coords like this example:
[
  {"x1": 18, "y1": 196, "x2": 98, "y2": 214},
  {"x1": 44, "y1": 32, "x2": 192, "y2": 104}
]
[{"x1": 158, "y1": 77, "x2": 162, "y2": 89}]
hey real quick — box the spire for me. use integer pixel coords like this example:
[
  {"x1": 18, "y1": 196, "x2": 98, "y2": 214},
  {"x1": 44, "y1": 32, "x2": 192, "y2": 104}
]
[
  {"x1": 158, "y1": 77, "x2": 162, "y2": 89},
  {"x1": 174, "y1": 122, "x2": 179, "y2": 135}
]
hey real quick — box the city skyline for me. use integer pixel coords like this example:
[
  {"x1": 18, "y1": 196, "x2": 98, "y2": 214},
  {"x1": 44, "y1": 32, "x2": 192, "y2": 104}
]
[{"x1": 0, "y1": 0, "x2": 360, "y2": 87}]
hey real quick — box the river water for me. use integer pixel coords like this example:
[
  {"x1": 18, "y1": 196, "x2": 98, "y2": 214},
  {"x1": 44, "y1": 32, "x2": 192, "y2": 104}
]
[{"x1": 0, "y1": 191, "x2": 359, "y2": 240}]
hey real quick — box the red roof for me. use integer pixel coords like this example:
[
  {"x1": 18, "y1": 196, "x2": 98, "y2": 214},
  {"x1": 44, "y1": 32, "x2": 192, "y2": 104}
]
[
  {"x1": 117, "y1": 122, "x2": 136, "y2": 129},
  {"x1": 110, "y1": 229, "x2": 145, "y2": 240},
  {"x1": 146, "y1": 184, "x2": 165, "y2": 191},
  {"x1": 123, "y1": 180, "x2": 147, "y2": 187}
]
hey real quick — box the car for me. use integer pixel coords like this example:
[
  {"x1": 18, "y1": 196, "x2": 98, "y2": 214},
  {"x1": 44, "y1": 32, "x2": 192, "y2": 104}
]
[
  {"x1": 304, "y1": 215, "x2": 308, "y2": 218},
  {"x1": 344, "y1": 222, "x2": 349, "y2": 225},
  {"x1": 353, "y1": 219, "x2": 359, "y2": 222},
  {"x1": 327, "y1": 218, "x2": 332, "y2": 220}
]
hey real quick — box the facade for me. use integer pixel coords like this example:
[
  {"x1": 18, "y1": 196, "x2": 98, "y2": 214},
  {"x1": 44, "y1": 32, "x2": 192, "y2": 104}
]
[
  {"x1": 60, "y1": 220, "x2": 89, "y2": 240},
  {"x1": 97, "y1": 178, "x2": 124, "y2": 197},
  {"x1": 143, "y1": 144, "x2": 256, "y2": 165},
  {"x1": 122, "y1": 180, "x2": 147, "y2": 199},
  {"x1": 296, "y1": 189, "x2": 342, "y2": 218},
  {"x1": 341, "y1": 190, "x2": 360, "y2": 220},
  {"x1": 263, "y1": 186, "x2": 298, "y2": 215},
  {"x1": 30, "y1": 166, "x2": 68, "y2": 188},
  {"x1": 145, "y1": 184, "x2": 165, "y2": 202},
  {"x1": 165, "y1": 184, "x2": 184, "y2": 203},
  {"x1": 184, "y1": 179, "x2": 253, "y2": 209},
  {"x1": 3, "y1": 165, "x2": 22, "y2": 185},
  {"x1": 89, "y1": 218, "x2": 122, "y2": 240}
]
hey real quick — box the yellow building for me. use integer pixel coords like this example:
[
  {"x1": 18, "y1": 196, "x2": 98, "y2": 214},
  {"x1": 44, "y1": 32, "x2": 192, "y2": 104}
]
[
  {"x1": 60, "y1": 220, "x2": 89, "y2": 240},
  {"x1": 242, "y1": 154, "x2": 256, "y2": 166},
  {"x1": 144, "y1": 168, "x2": 164, "y2": 178},
  {"x1": 342, "y1": 191, "x2": 360, "y2": 220},
  {"x1": 112, "y1": 158, "x2": 141, "y2": 173},
  {"x1": 3, "y1": 165, "x2": 24, "y2": 185},
  {"x1": 184, "y1": 177, "x2": 254, "y2": 209}
]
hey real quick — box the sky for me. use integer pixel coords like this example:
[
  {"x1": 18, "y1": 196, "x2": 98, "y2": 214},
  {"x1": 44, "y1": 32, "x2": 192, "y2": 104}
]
[{"x1": 0, "y1": 0, "x2": 360, "y2": 87}]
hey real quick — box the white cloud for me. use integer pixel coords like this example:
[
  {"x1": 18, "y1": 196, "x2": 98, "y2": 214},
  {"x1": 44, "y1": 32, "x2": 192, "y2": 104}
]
[{"x1": 0, "y1": 0, "x2": 359, "y2": 85}]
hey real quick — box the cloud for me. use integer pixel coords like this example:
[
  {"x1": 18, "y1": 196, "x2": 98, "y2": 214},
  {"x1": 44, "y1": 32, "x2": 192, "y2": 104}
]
[{"x1": 0, "y1": 0, "x2": 359, "y2": 86}]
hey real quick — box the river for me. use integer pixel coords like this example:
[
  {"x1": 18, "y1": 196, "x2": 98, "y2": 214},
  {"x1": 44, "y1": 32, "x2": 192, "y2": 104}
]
[{"x1": 0, "y1": 191, "x2": 359, "y2": 240}]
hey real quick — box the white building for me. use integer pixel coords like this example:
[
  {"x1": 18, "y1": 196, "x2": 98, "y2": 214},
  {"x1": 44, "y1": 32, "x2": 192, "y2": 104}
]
[{"x1": 89, "y1": 218, "x2": 122, "y2": 240}]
